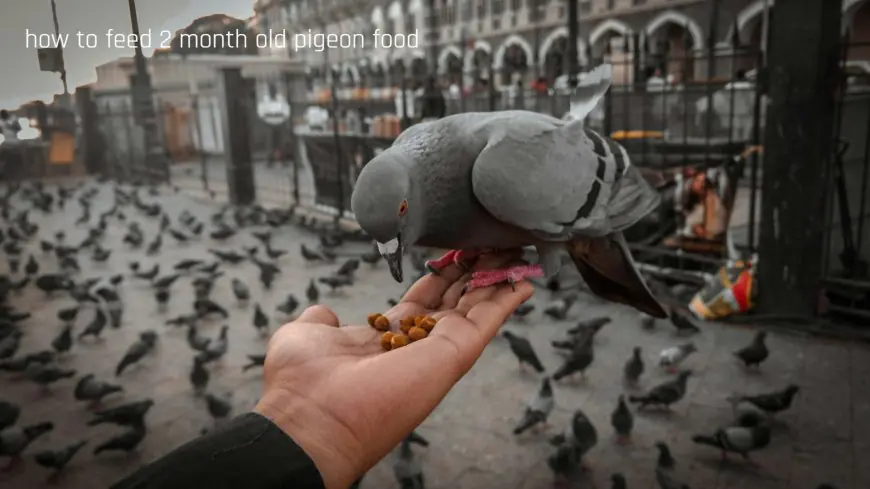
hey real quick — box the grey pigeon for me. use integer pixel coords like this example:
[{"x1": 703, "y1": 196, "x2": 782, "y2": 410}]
[
  {"x1": 186, "y1": 325, "x2": 211, "y2": 352},
  {"x1": 306, "y1": 279, "x2": 320, "y2": 304},
  {"x1": 350, "y1": 64, "x2": 666, "y2": 318},
  {"x1": 231, "y1": 278, "x2": 250, "y2": 304},
  {"x1": 659, "y1": 343, "x2": 697, "y2": 372},
  {"x1": 734, "y1": 331, "x2": 769, "y2": 368},
  {"x1": 392, "y1": 439, "x2": 424, "y2": 489},
  {"x1": 190, "y1": 357, "x2": 209, "y2": 394},
  {"x1": 512, "y1": 301, "x2": 535, "y2": 319},
  {"x1": 610, "y1": 395, "x2": 634, "y2": 444},
  {"x1": 253, "y1": 303, "x2": 269, "y2": 334},
  {"x1": 33, "y1": 440, "x2": 87, "y2": 476},
  {"x1": 51, "y1": 324, "x2": 73, "y2": 354},
  {"x1": 623, "y1": 346, "x2": 644, "y2": 385},
  {"x1": 74, "y1": 374, "x2": 123, "y2": 403},
  {"x1": 0, "y1": 400, "x2": 20, "y2": 431},
  {"x1": 727, "y1": 384, "x2": 800, "y2": 418},
  {"x1": 204, "y1": 393, "x2": 232, "y2": 421},
  {"x1": 548, "y1": 408, "x2": 598, "y2": 477},
  {"x1": 0, "y1": 422, "x2": 54, "y2": 464},
  {"x1": 501, "y1": 330, "x2": 545, "y2": 372},
  {"x1": 25, "y1": 363, "x2": 76, "y2": 388},
  {"x1": 115, "y1": 331, "x2": 158, "y2": 376},
  {"x1": 655, "y1": 441, "x2": 676, "y2": 469},
  {"x1": 78, "y1": 307, "x2": 107, "y2": 340},
  {"x1": 93, "y1": 426, "x2": 146, "y2": 455},
  {"x1": 629, "y1": 371, "x2": 692, "y2": 410},
  {"x1": 669, "y1": 310, "x2": 700, "y2": 335},
  {"x1": 197, "y1": 326, "x2": 229, "y2": 364},
  {"x1": 552, "y1": 335, "x2": 594, "y2": 381},
  {"x1": 87, "y1": 399, "x2": 154, "y2": 428},
  {"x1": 513, "y1": 378, "x2": 555, "y2": 435},
  {"x1": 692, "y1": 419, "x2": 771, "y2": 461},
  {"x1": 276, "y1": 294, "x2": 300, "y2": 316},
  {"x1": 242, "y1": 354, "x2": 266, "y2": 372},
  {"x1": 611, "y1": 473, "x2": 627, "y2": 489},
  {"x1": 565, "y1": 315, "x2": 611, "y2": 342},
  {"x1": 0, "y1": 330, "x2": 21, "y2": 359},
  {"x1": 542, "y1": 293, "x2": 579, "y2": 320}
]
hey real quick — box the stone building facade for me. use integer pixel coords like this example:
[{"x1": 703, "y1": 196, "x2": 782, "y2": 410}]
[{"x1": 251, "y1": 0, "x2": 870, "y2": 89}]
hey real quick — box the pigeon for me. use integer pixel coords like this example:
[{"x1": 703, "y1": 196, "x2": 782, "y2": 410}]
[
  {"x1": 543, "y1": 293, "x2": 579, "y2": 320},
  {"x1": 186, "y1": 325, "x2": 211, "y2": 352},
  {"x1": 319, "y1": 274, "x2": 354, "y2": 292},
  {"x1": 210, "y1": 227, "x2": 237, "y2": 241},
  {"x1": 25, "y1": 363, "x2": 76, "y2": 388},
  {"x1": 242, "y1": 354, "x2": 266, "y2": 372},
  {"x1": 734, "y1": 331, "x2": 769, "y2": 368},
  {"x1": 35, "y1": 274, "x2": 73, "y2": 294},
  {"x1": 253, "y1": 258, "x2": 281, "y2": 289},
  {"x1": 204, "y1": 393, "x2": 232, "y2": 421},
  {"x1": 668, "y1": 310, "x2": 701, "y2": 335},
  {"x1": 166, "y1": 313, "x2": 198, "y2": 328},
  {"x1": 33, "y1": 440, "x2": 88, "y2": 477},
  {"x1": 319, "y1": 245, "x2": 337, "y2": 261},
  {"x1": 0, "y1": 400, "x2": 20, "y2": 431},
  {"x1": 24, "y1": 255, "x2": 38, "y2": 275},
  {"x1": 195, "y1": 299, "x2": 229, "y2": 318},
  {"x1": 115, "y1": 331, "x2": 158, "y2": 376},
  {"x1": 0, "y1": 422, "x2": 54, "y2": 470},
  {"x1": 209, "y1": 249, "x2": 245, "y2": 264},
  {"x1": 153, "y1": 273, "x2": 182, "y2": 289},
  {"x1": 655, "y1": 441, "x2": 676, "y2": 469},
  {"x1": 658, "y1": 343, "x2": 697, "y2": 373},
  {"x1": 512, "y1": 301, "x2": 535, "y2": 319},
  {"x1": 306, "y1": 279, "x2": 320, "y2": 304},
  {"x1": 134, "y1": 264, "x2": 160, "y2": 281},
  {"x1": 93, "y1": 426, "x2": 146, "y2": 455},
  {"x1": 190, "y1": 357, "x2": 209, "y2": 394},
  {"x1": 146, "y1": 233, "x2": 163, "y2": 256},
  {"x1": 231, "y1": 278, "x2": 250, "y2": 304},
  {"x1": 197, "y1": 325, "x2": 229, "y2": 363},
  {"x1": 392, "y1": 439, "x2": 425, "y2": 489},
  {"x1": 74, "y1": 374, "x2": 123, "y2": 404},
  {"x1": 92, "y1": 246, "x2": 112, "y2": 262},
  {"x1": 300, "y1": 243, "x2": 324, "y2": 262},
  {"x1": 613, "y1": 345, "x2": 643, "y2": 386},
  {"x1": 610, "y1": 395, "x2": 634, "y2": 444},
  {"x1": 727, "y1": 384, "x2": 800, "y2": 418},
  {"x1": 51, "y1": 324, "x2": 73, "y2": 354},
  {"x1": 40, "y1": 240, "x2": 55, "y2": 253},
  {"x1": 252, "y1": 231, "x2": 272, "y2": 245},
  {"x1": 552, "y1": 336, "x2": 594, "y2": 381},
  {"x1": 565, "y1": 316, "x2": 611, "y2": 342},
  {"x1": 629, "y1": 371, "x2": 692, "y2": 410},
  {"x1": 57, "y1": 306, "x2": 79, "y2": 324},
  {"x1": 0, "y1": 330, "x2": 22, "y2": 359},
  {"x1": 168, "y1": 228, "x2": 189, "y2": 242},
  {"x1": 692, "y1": 419, "x2": 772, "y2": 461},
  {"x1": 654, "y1": 442, "x2": 685, "y2": 489},
  {"x1": 155, "y1": 288, "x2": 170, "y2": 308},
  {"x1": 87, "y1": 399, "x2": 154, "y2": 428},
  {"x1": 501, "y1": 331, "x2": 545, "y2": 372},
  {"x1": 548, "y1": 408, "x2": 598, "y2": 476},
  {"x1": 174, "y1": 259, "x2": 204, "y2": 272},
  {"x1": 276, "y1": 294, "x2": 300, "y2": 316},
  {"x1": 610, "y1": 473, "x2": 628, "y2": 489},
  {"x1": 336, "y1": 258, "x2": 360, "y2": 278},
  {"x1": 350, "y1": 67, "x2": 667, "y2": 319},
  {"x1": 513, "y1": 378, "x2": 555, "y2": 435},
  {"x1": 253, "y1": 303, "x2": 269, "y2": 334},
  {"x1": 360, "y1": 245, "x2": 382, "y2": 266},
  {"x1": 265, "y1": 243, "x2": 288, "y2": 260}
]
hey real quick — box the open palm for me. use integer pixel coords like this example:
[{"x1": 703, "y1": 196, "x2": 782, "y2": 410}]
[{"x1": 255, "y1": 252, "x2": 534, "y2": 489}]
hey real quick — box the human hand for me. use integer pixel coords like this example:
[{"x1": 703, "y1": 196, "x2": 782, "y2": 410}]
[{"x1": 254, "y1": 252, "x2": 534, "y2": 489}]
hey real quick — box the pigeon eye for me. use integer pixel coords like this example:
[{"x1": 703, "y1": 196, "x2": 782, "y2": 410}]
[{"x1": 398, "y1": 200, "x2": 408, "y2": 216}]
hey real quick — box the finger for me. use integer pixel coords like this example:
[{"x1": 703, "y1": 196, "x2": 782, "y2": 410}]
[
  {"x1": 440, "y1": 252, "x2": 524, "y2": 311},
  {"x1": 382, "y1": 301, "x2": 427, "y2": 328},
  {"x1": 465, "y1": 281, "x2": 535, "y2": 339},
  {"x1": 294, "y1": 305, "x2": 341, "y2": 327},
  {"x1": 401, "y1": 262, "x2": 466, "y2": 309}
]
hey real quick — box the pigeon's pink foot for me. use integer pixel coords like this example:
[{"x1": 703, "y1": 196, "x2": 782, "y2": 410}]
[
  {"x1": 463, "y1": 264, "x2": 545, "y2": 292},
  {"x1": 425, "y1": 249, "x2": 484, "y2": 273}
]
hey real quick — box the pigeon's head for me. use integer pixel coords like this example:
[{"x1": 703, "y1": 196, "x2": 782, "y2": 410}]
[{"x1": 351, "y1": 155, "x2": 419, "y2": 283}]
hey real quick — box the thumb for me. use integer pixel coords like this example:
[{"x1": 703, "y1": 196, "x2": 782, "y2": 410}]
[{"x1": 295, "y1": 305, "x2": 340, "y2": 327}]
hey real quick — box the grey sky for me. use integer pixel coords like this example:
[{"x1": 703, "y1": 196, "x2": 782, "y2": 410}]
[{"x1": 1, "y1": 0, "x2": 256, "y2": 110}]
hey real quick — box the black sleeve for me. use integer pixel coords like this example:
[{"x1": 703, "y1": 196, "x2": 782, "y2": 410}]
[{"x1": 111, "y1": 412, "x2": 326, "y2": 489}]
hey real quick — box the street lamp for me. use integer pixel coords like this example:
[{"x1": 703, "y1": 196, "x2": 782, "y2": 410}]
[{"x1": 566, "y1": 0, "x2": 579, "y2": 88}]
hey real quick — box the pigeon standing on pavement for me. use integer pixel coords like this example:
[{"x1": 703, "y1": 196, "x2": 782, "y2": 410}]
[
  {"x1": 659, "y1": 343, "x2": 697, "y2": 373},
  {"x1": 350, "y1": 64, "x2": 667, "y2": 318},
  {"x1": 668, "y1": 310, "x2": 701, "y2": 335},
  {"x1": 51, "y1": 325, "x2": 73, "y2": 354},
  {"x1": 501, "y1": 331, "x2": 546, "y2": 373},
  {"x1": 629, "y1": 371, "x2": 692, "y2": 410},
  {"x1": 33, "y1": 440, "x2": 88, "y2": 478},
  {"x1": 691, "y1": 417, "x2": 772, "y2": 462},
  {"x1": 204, "y1": 393, "x2": 232, "y2": 423},
  {"x1": 190, "y1": 358, "x2": 209, "y2": 395},
  {"x1": 253, "y1": 303, "x2": 269, "y2": 336},
  {"x1": 392, "y1": 439, "x2": 425, "y2": 489},
  {"x1": 734, "y1": 331, "x2": 769, "y2": 368},
  {"x1": 93, "y1": 427, "x2": 146, "y2": 455},
  {"x1": 543, "y1": 293, "x2": 579, "y2": 321},
  {"x1": 552, "y1": 336, "x2": 594, "y2": 381},
  {"x1": 74, "y1": 374, "x2": 123, "y2": 405},
  {"x1": 306, "y1": 279, "x2": 320, "y2": 304},
  {"x1": 610, "y1": 395, "x2": 634, "y2": 445},
  {"x1": 727, "y1": 384, "x2": 800, "y2": 419},
  {"x1": 0, "y1": 422, "x2": 54, "y2": 471},
  {"x1": 548, "y1": 408, "x2": 598, "y2": 478},
  {"x1": 513, "y1": 378, "x2": 555, "y2": 435},
  {"x1": 231, "y1": 278, "x2": 250, "y2": 305},
  {"x1": 623, "y1": 346, "x2": 645, "y2": 385},
  {"x1": 115, "y1": 331, "x2": 158, "y2": 376}
]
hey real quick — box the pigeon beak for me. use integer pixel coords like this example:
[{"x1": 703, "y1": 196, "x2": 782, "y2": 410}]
[{"x1": 377, "y1": 235, "x2": 403, "y2": 283}]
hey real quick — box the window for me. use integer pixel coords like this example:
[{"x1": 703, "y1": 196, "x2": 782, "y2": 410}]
[
  {"x1": 462, "y1": 0, "x2": 473, "y2": 20},
  {"x1": 580, "y1": 1, "x2": 591, "y2": 14},
  {"x1": 607, "y1": 0, "x2": 616, "y2": 9},
  {"x1": 405, "y1": 15, "x2": 415, "y2": 34},
  {"x1": 632, "y1": 0, "x2": 646, "y2": 5},
  {"x1": 510, "y1": 0, "x2": 521, "y2": 11},
  {"x1": 477, "y1": 0, "x2": 487, "y2": 19},
  {"x1": 492, "y1": 0, "x2": 504, "y2": 15}
]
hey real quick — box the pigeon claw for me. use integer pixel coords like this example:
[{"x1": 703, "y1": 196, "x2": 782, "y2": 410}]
[{"x1": 463, "y1": 265, "x2": 545, "y2": 293}]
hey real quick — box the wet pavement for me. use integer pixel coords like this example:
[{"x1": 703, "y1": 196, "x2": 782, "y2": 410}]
[{"x1": 1, "y1": 180, "x2": 867, "y2": 489}]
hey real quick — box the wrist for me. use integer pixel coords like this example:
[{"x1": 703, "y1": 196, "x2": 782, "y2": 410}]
[{"x1": 254, "y1": 389, "x2": 361, "y2": 489}]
